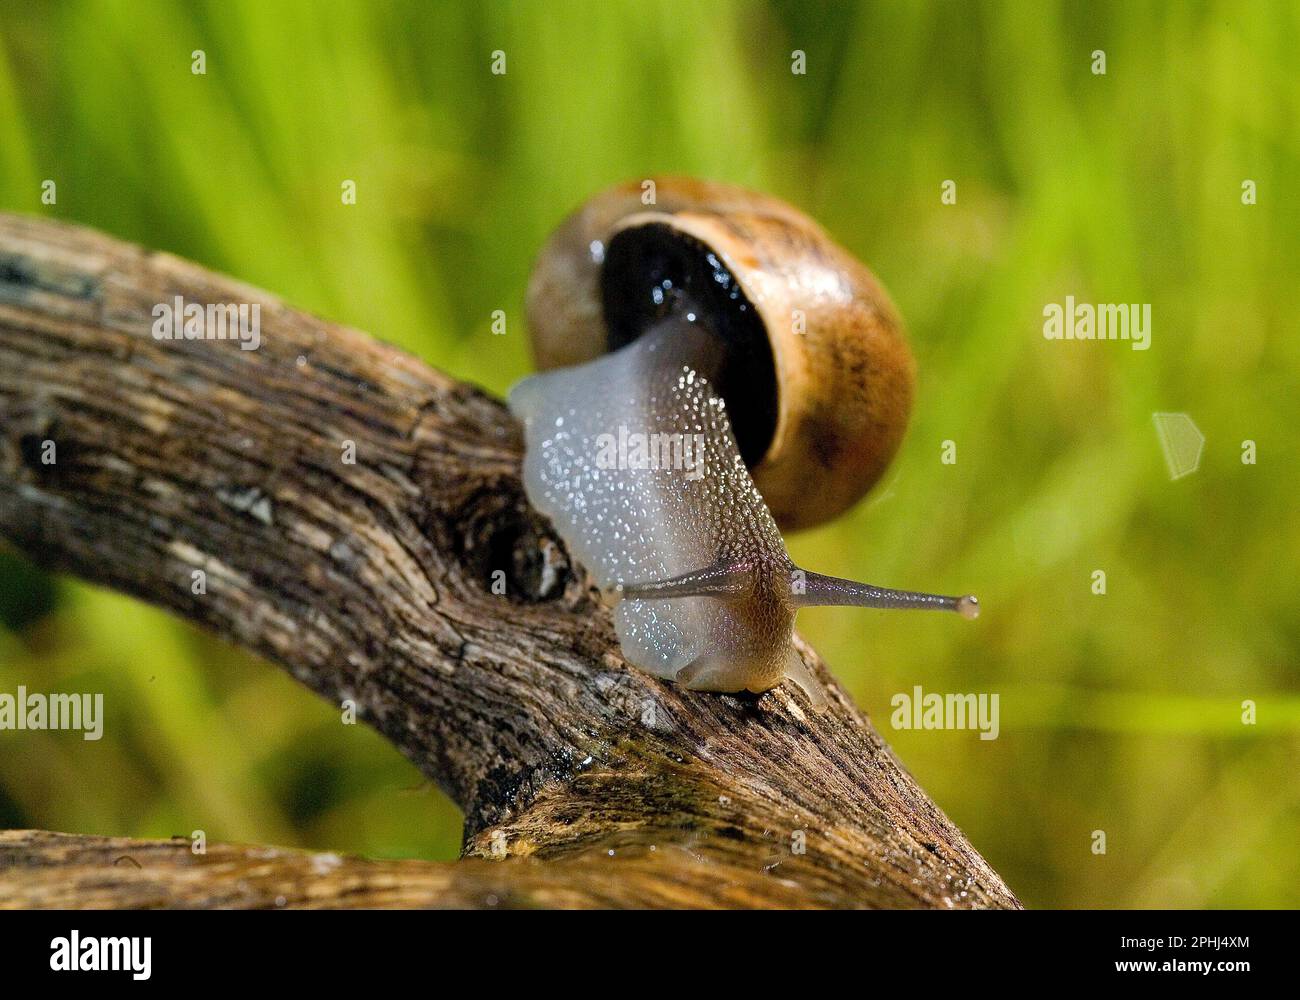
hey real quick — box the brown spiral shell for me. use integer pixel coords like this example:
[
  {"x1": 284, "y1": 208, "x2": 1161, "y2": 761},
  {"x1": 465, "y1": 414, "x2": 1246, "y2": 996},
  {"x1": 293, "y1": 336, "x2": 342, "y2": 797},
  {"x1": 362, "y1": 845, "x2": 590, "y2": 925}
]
[{"x1": 525, "y1": 176, "x2": 915, "y2": 532}]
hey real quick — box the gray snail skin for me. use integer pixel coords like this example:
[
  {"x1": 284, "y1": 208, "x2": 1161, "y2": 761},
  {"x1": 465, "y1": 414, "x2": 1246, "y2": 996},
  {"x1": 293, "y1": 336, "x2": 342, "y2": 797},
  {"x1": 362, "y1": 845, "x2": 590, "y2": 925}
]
[{"x1": 509, "y1": 177, "x2": 977, "y2": 707}]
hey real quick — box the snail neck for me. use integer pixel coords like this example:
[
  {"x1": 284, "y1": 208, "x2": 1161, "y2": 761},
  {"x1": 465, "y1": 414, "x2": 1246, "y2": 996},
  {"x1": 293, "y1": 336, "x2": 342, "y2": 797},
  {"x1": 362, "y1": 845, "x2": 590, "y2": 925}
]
[
  {"x1": 602, "y1": 219, "x2": 779, "y2": 467},
  {"x1": 631, "y1": 312, "x2": 729, "y2": 385}
]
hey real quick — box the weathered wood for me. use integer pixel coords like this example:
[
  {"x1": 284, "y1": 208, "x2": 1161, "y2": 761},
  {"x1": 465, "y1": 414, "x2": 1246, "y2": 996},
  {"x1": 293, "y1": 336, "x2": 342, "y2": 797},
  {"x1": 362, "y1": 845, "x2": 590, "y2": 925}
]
[
  {"x1": 0, "y1": 213, "x2": 1019, "y2": 909},
  {"x1": 0, "y1": 830, "x2": 825, "y2": 909}
]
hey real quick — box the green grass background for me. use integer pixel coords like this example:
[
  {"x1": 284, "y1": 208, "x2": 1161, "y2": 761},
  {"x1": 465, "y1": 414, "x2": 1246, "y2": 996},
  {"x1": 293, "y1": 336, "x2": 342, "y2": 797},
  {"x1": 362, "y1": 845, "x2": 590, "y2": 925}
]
[{"x1": 1, "y1": 0, "x2": 1297, "y2": 908}]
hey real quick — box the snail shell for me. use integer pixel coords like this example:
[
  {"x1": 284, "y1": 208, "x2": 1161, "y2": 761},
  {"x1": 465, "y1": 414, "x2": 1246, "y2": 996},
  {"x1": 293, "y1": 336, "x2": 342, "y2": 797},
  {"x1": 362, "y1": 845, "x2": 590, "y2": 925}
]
[{"x1": 525, "y1": 176, "x2": 915, "y2": 531}]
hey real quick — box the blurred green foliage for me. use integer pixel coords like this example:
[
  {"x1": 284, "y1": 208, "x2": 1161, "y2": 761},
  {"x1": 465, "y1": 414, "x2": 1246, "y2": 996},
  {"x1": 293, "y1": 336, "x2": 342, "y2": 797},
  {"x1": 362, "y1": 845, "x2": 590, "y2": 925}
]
[{"x1": 1, "y1": 0, "x2": 1297, "y2": 907}]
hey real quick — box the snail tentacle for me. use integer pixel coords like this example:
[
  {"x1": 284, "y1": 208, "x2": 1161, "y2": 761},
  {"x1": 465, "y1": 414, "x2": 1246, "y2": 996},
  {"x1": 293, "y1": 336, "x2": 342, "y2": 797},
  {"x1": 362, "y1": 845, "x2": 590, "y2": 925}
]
[
  {"x1": 791, "y1": 570, "x2": 981, "y2": 619},
  {"x1": 615, "y1": 561, "x2": 750, "y2": 600}
]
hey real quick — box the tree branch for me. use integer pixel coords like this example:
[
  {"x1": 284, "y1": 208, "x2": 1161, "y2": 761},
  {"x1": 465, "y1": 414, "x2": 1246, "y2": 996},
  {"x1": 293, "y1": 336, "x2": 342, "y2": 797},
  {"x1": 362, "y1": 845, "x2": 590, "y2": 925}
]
[{"x1": 0, "y1": 213, "x2": 1019, "y2": 909}]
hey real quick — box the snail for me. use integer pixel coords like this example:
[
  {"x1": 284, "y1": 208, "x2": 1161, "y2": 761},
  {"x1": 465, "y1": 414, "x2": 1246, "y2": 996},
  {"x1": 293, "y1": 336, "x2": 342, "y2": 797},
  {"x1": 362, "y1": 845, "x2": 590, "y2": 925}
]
[{"x1": 509, "y1": 177, "x2": 977, "y2": 707}]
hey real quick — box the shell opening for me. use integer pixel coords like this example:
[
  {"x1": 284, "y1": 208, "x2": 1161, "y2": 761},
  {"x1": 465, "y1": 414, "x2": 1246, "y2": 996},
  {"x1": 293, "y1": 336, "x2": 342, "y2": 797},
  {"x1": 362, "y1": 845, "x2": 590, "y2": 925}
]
[{"x1": 600, "y1": 222, "x2": 778, "y2": 469}]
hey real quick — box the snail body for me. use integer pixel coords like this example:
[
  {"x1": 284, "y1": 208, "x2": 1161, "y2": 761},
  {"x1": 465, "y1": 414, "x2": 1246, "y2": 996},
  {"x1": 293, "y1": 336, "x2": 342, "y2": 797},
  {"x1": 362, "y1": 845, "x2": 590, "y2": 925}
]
[{"x1": 510, "y1": 178, "x2": 976, "y2": 706}]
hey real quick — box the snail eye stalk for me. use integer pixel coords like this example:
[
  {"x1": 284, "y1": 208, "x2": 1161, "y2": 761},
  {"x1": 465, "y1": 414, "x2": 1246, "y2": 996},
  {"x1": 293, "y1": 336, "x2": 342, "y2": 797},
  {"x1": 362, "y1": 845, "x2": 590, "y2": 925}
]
[{"x1": 790, "y1": 570, "x2": 979, "y2": 620}]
